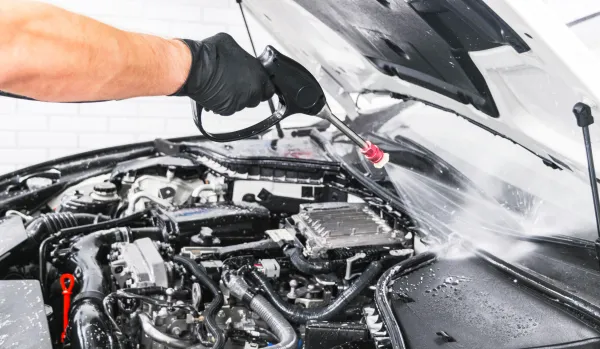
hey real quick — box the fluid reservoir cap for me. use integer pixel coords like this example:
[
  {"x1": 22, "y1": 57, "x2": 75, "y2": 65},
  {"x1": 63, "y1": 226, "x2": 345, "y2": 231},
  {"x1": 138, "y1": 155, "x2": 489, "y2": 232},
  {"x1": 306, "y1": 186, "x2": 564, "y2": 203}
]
[{"x1": 93, "y1": 182, "x2": 117, "y2": 196}]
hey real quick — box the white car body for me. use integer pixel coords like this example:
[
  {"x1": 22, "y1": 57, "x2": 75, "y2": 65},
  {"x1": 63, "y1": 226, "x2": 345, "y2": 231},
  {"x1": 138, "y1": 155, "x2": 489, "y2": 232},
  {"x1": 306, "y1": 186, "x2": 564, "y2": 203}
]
[{"x1": 244, "y1": 0, "x2": 600, "y2": 184}]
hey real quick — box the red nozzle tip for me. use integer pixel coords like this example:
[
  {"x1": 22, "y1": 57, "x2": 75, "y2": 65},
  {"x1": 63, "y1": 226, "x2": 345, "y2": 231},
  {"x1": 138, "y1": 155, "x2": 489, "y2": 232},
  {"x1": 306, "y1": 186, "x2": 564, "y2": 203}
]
[{"x1": 361, "y1": 141, "x2": 389, "y2": 168}]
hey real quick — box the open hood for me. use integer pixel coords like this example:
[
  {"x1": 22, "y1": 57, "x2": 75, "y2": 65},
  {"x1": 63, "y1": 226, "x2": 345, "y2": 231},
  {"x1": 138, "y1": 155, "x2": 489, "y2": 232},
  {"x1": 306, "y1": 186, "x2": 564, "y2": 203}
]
[{"x1": 242, "y1": 0, "x2": 600, "y2": 181}]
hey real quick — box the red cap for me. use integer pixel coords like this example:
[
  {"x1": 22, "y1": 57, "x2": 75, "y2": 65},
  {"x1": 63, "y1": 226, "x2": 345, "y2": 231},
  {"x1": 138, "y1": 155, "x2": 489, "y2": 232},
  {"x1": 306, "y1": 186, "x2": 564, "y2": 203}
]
[{"x1": 361, "y1": 141, "x2": 389, "y2": 168}]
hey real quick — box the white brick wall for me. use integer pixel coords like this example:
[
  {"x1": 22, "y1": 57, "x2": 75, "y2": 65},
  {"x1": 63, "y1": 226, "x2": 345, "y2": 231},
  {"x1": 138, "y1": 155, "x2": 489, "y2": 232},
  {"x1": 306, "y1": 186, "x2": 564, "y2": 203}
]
[{"x1": 0, "y1": 0, "x2": 281, "y2": 173}]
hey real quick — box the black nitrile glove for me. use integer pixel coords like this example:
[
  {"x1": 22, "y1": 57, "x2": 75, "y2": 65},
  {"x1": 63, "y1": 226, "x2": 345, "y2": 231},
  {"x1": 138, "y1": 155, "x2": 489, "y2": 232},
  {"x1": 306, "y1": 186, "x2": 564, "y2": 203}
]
[{"x1": 172, "y1": 33, "x2": 275, "y2": 116}]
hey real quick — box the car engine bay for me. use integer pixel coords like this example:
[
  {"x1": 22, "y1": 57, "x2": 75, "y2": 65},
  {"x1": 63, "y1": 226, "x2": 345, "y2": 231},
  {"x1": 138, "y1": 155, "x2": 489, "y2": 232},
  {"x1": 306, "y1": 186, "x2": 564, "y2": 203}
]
[
  {"x1": 0, "y1": 136, "x2": 418, "y2": 349},
  {"x1": 3, "y1": 134, "x2": 600, "y2": 349}
]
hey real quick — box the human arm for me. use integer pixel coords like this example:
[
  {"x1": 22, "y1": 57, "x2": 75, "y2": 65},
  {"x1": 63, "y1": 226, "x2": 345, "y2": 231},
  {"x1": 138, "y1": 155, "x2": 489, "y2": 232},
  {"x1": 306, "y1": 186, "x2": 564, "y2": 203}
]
[{"x1": 0, "y1": 0, "x2": 273, "y2": 115}]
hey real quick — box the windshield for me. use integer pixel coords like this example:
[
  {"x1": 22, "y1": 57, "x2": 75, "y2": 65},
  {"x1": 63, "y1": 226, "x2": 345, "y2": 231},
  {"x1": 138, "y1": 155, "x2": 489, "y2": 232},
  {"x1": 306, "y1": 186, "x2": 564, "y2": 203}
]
[{"x1": 340, "y1": 100, "x2": 598, "y2": 245}]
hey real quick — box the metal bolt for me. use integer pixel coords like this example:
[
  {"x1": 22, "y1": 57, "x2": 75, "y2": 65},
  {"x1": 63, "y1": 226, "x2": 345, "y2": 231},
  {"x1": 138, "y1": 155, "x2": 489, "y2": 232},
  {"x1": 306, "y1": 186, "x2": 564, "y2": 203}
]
[
  {"x1": 287, "y1": 279, "x2": 298, "y2": 300},
  {"x1": 171, "y1": 327, "x2": 182, "y2": 336},
  {"x1": 306, "y1": 284, "x2": 315, "y2": 299},
  {"x1": 166, "y1": 288, "x2": 174, "y2": 303}
]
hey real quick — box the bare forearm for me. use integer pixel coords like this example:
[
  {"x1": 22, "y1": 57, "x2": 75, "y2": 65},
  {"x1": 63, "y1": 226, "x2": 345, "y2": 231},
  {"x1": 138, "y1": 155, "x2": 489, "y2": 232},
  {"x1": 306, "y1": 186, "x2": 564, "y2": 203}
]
[{"x1": 0, "y1": 0, "x2": 191, "y2": 101}]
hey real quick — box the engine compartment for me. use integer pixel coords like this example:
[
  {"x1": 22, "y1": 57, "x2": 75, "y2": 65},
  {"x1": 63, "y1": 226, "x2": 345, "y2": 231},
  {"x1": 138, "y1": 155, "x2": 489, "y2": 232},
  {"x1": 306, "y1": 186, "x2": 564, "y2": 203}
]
[
  {"x1": 0, "y1": 137, "x2": 416, "y2": 349},
  {"x1": 2, "y1": 135, "x2": 600, "y2": 349}
]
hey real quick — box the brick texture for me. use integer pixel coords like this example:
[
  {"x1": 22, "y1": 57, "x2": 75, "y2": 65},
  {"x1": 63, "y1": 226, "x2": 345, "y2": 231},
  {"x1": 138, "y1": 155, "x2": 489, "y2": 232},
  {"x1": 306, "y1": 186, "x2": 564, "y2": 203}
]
[{"x1": 1, "y1": 0, "x2": 280, "y2": 171}]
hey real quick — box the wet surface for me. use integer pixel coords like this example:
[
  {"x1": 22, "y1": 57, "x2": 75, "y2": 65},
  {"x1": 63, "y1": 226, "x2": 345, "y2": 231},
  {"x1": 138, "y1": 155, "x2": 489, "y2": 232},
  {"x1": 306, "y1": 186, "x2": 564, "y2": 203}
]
[
  {"x1": 0, "y1": 280, "x2": 52, "y2": 349},
  {"x1": 390, "y1": 256, "x2": 600, "y2": 349}
]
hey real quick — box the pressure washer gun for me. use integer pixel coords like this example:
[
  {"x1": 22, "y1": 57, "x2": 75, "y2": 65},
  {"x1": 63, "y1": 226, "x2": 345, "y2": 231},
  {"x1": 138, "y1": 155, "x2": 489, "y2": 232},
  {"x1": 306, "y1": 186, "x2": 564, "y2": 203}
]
[{"x1": 193, "y1": 46, "x2": 390, "y2": 168}]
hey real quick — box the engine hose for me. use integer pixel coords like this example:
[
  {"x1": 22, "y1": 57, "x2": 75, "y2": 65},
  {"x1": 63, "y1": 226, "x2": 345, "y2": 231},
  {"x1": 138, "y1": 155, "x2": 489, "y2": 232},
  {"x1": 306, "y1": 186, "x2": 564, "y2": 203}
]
[
  {"x1": 285, "y1": 247, "x2": 346, "y2": 275},
  {"x1": 250, "y1": 295, "x2": 298, "y2": 349},
  {"x1": 27, "y1": 212, "x2": 103, "y2": 244},
  {"x1": 249, "y1": 261, "x2": 383, "y2": 324},
  {"x1": 70, "y1": 299, "x2": 118, "y2": 349},
  {"x1": 69, "y1": 228, "x2": 130, "y2": 303},
  {"x1": 223, "y1": 272, "x2": 297, "y2": 349},
  {"x1": 34, "y1": 212, "x2": 109, "y2": 295},
  {"x1": 138, "y1": 313, "x2": 198, "y2": 349},
  {"x1": 173, "y1": 255, "x2": 225, "y2": 349},
  {"x1": 375, "y1": 252, "x2": 437, "y2": 349},
  {"x1": 121, "y1": 286, "x2": 190, "y2": 299},
  {"x1": 67, "y1": 228, "x2": 131, "y2": 349},
  {"x1": 58, "y1": 209, "x2": 150, "y2": 239}
]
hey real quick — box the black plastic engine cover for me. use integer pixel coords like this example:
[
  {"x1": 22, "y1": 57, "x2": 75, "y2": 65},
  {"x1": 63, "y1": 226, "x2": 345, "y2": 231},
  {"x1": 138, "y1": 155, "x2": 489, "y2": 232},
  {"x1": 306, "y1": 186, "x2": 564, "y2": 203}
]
[
  {"x1": 0, "y1": 280, "x2": 53, "y2": 349},
  {"x1": 155, "y1": 202, "x2": 271, "y2": 244},
  {"x1": 391, "y1": 255, "x2": 600, "y2": 349}
]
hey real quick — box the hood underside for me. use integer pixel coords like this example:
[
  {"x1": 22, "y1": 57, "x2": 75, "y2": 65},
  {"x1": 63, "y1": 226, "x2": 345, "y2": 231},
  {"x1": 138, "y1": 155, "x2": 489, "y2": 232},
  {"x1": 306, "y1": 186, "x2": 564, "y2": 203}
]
[{"x1": 243, "y1": 0, "x2": 600, "y2": 182}]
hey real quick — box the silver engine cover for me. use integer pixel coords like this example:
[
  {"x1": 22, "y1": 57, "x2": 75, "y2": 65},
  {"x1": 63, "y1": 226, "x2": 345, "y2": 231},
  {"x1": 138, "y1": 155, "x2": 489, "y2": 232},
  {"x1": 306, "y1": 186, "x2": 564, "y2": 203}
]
[
  {"x1": 289, "y1": 202, "x2": 402, "y2": 257},
  {"x1": 110, "y1": 238, "x2": 169, "y2": 288}
]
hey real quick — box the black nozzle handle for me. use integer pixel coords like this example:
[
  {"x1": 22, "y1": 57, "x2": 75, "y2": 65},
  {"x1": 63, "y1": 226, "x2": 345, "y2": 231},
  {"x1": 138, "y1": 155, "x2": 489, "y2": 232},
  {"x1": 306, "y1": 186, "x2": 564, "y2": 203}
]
[
  {"x1": 193, "y1": 46, "x2": 326, "y2": 142},
  {"x1": 258, "y1": 45, "x2": 326, "y2": 118}
]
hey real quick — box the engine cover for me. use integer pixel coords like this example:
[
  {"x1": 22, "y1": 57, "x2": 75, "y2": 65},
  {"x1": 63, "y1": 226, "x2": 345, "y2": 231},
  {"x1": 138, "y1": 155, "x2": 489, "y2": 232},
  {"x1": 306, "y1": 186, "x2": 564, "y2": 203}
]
[
  {"x1": 288, "y1": 202, "x2": 402, "y2": 257},
  {"x1": 154, "y1": 202, "x2": 270, "y2": 245},
  {"x1": 109, "y1": 238, "x2": 169, "y2": 288}
]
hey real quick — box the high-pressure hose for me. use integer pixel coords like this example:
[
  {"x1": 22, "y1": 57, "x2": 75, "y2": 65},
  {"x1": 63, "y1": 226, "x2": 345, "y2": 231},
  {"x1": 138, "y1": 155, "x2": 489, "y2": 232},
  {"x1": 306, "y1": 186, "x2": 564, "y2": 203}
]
[
  {"x1": 172, "y1": 255, "x2": 226, "y2": 349},
  {"x1": 285, "y1": 247, "x2": 346, "y2": 275},
  {"x1": 248, "y1": 261, "x2": 383, "y2": 324},
  {"x1": 224, "y1": 272, "x2": 297, "y2": 349}
]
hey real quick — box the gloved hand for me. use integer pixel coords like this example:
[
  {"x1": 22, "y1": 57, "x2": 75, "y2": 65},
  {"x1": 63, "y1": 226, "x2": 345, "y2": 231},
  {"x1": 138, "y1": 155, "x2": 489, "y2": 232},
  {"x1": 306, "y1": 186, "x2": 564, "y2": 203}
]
[{"x1": 172, "y1": 33, "x2": 275, "y2": 116}]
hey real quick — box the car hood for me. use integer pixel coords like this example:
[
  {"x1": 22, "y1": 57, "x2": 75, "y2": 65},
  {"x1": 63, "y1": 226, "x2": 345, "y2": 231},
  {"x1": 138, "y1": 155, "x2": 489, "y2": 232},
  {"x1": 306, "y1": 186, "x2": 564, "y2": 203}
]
[{"x1": 242, "y1": 0, "x2": 600, "y2": 181}]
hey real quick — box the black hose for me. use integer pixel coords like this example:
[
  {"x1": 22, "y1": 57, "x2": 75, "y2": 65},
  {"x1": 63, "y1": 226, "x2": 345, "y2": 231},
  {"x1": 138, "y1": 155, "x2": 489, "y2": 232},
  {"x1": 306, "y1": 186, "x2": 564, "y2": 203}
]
[
  {"x1": 66, "y1": 228, "x2": 131, "y2": 349},
  {"x1": 222, "y1": 272, "x2": 297, "y2": 349},
  {"x1": 39, "y1": 212, "x2": 146, "y2": 297},
  {"x1": 58, "y1": 209, "x2": 149, "y2": 238},
  {"x1": 375, "y1": 252, "x2": 437, "y2": 349},
  {"x1": 121, "y1": 286, "x2": 190, "y2": 299},
  {"x1": 249, "y1": 261, "x2": 383, "y2": 324},
  {"x1": 69, "y1": 228, "x2": 130, "y2": 303},
  {"x1": 33, "y1": 212, "x2": 108, "y2": 295},
  {"x1": 27, "y1": 212, "x2": 104, "y2": 244},
  {"x1": 70, "y1": 299, "x2": 117, "y2": 349},
  {"x1": 173, "y1": 255, "x2": 225, "y2": 349},
  {"x1": 130, "y1": 227, "x2": 163, "y2": 240},
  {"x1": 285, "y1": 247, "x2": 346, "y2": 275}
]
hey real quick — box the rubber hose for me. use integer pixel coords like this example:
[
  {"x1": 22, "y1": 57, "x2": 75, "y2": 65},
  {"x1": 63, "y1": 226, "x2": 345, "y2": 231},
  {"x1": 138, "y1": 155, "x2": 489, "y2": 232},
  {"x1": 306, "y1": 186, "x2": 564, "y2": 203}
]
[
  {"x1": 222, "y1": 272, "x2": 296, "y2": 349},
  {"x1": 69, "y1": 228, "x2": 130, "y2": 303},
  {"x1": 130, "y1": 227, "x2": 163, "y2": 240},
  {"x1": 285, "y1": 247, "x2": 346, "y2": 275},
  {"x1": 138, "y1": 313, "x2": 199, "y2": 349},
  {"x1": 250, "y1": 295, "x2": 298, "y2": 349},
  {"x1": 58, "y1": 209, "x2": 149, "y2": 239},
  {"x1": 375, "y1": 252, "x2": 437, "y2": 349},
  {"x1": 173, "y1": 255, "x2": 225, "y2": 349},
  {"x1": 35, "y1": 213, "x2": 108, "y2": 295},
  {"x1": 70, "y1": 299, "x2": 117, "y2": 349},
  {"x1": 122, "y1": 286, "x2": 189, "y2": 299},
  {"x1": 27, "y1": 212, "x2": 103, "y2": 244},
  {"x1": 249, "y1": 261, "x2": 382, "y2": 324}
]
